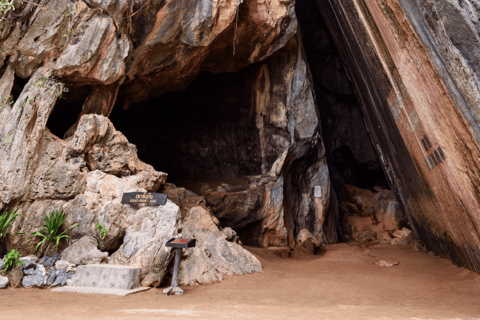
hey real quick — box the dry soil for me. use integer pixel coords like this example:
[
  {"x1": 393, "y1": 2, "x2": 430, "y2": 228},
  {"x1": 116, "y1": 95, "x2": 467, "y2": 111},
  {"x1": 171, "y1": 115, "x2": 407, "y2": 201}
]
[{"x1": 1, "y1": 243, "x2": 480, "y2": 320}]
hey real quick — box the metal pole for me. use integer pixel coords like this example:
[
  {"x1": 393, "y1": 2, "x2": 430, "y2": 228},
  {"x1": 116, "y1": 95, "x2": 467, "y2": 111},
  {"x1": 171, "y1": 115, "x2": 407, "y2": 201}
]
[
  {"x1": 171, "y1": 248, "x2": 181, "y2": 288},
  {"x1": 163, "y1": 247, "x2": 184, "y2": 295}
]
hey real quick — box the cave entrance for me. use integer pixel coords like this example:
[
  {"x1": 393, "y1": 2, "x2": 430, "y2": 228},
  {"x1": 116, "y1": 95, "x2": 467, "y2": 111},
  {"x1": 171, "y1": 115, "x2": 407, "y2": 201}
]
[
  {"x1": 295, "y1": 0, "x2": 399, "y2": 242},
  {"x1": 46, "y1": 0, "x2": 397, "y2": 247},
  {"x1": 109, "y1": 68, "x2": 265, "y2": 194}
]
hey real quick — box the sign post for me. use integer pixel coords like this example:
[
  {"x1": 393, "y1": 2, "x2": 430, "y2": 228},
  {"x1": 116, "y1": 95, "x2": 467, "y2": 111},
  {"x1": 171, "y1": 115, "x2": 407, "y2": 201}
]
[{"x1": 163, "y1": 238, "x2": 196, "y2": 296}]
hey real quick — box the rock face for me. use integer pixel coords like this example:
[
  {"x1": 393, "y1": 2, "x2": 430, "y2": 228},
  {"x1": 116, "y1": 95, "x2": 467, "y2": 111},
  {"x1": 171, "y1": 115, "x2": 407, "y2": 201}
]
[
  {"x1": 317, "y1": 0, "x2": 480, "y2": 271},
  {"x1": 2, "y1": 0, "x2": 479, "y2": 278},
  {"x1": 338, "y1": 185, "x2": 406, "y2": 242},
  {"x1": 61, "y1": 236, "x2": 108, "y2": 265},
  {"x1": 108, "y1": 200, "x2": 182, "y2": 287},
  {"x1": 0, "y1": 276, "x2": 9, "y2": 289},
  {"x1": 177, "y1": 206, "x2": 263, "y2": 286},
  {"x1": 1, "y1": 109, "x2": 167, "y2": 255},
  {"x1": 0, "y1": 0, "x2": 333, "y2": 254}
]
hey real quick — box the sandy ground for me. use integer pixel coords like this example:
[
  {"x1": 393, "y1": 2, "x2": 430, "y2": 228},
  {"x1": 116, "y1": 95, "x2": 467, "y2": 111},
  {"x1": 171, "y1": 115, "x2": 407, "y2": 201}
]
[{"x1": 1, "y1": 243, "x2": 480, "y2": 320}]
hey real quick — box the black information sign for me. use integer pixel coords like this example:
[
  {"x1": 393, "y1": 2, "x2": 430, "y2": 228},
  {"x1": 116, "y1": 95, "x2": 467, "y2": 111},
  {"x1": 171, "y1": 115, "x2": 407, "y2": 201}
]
[{"x1": 121, "y1": 192, "x2": 167, "y2": 206}]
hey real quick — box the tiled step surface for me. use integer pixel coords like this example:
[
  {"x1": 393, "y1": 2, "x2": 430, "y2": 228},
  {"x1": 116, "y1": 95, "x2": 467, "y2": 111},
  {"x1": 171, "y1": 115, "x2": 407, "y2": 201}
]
[{"x1": 52, "y1": 264, "x2": 150, "y2": 296}]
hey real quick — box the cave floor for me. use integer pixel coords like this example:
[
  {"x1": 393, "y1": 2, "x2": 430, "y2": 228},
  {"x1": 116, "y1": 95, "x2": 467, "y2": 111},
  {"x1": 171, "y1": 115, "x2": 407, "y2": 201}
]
[{"x1": 2, "y1": 243, "x2": 480, "y2": 320}]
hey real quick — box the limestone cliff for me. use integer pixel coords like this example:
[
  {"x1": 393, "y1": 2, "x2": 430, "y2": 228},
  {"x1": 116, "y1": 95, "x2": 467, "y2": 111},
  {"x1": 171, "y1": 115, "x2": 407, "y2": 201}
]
[
  {"x1": 2, "y1": 0, "x2": 480, "y2": 276},
  {"x1": 317, "y1": 0, "x2": 480, "y2": 271},
  {"x1": 0, "y1": 0, "x2": 333, "y2": 256}
]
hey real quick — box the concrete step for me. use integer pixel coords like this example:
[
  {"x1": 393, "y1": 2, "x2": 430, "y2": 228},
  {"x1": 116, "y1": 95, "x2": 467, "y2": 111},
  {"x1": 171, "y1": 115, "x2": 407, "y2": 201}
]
[{"x1": 52, "y1": 264, "x2": 150, "y2": 296}]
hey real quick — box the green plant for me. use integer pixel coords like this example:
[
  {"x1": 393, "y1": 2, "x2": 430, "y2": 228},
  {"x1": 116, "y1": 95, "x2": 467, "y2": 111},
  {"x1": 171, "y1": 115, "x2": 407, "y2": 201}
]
[
  {"x1": 95, "y1": 222, "x2": 109, "y2": 239},
  {"x1": 33, "y1": 73, "x2": 68, "y2": 98},
  {"x1": 27, "y1": 209, "x2": 78, "y2": 255},
  {"x1": 0, "y1": 208, "x2": 25, "y2": 242},
  {"x1": 2, "y1": 249, "x2": 23, "y2": 273},
  {"x1": 0, "y1": 0, "x2": 14, "y2": 14}
]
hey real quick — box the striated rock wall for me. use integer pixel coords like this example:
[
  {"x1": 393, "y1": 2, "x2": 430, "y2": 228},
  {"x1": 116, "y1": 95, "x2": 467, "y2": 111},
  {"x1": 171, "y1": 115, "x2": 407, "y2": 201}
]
[
  {"x1": 0, "y1": 0, "x2": 335, "y2": 256},
  {"x1": 317, "y1": 0, "x2": 480, "y2": 271}
]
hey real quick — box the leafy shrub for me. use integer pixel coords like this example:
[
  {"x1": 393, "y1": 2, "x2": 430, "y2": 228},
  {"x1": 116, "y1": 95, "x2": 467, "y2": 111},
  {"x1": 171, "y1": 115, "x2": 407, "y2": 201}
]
[
  {"x1": 27, "y1": 209, "x2": 78, "y2": 254},
  {"x1": 2, "y1": 249, "x2": 23, "y2": 273},
  {"x1": 0, "y1": 208, "x2": 24, "y2": 242}
]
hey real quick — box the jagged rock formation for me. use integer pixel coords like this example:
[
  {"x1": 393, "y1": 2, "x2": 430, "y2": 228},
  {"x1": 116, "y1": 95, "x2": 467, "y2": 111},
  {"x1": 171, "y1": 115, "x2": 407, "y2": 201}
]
[
  {"x1": 1, "y1": 0, "x2": 480, "y2": 277},
  {"x1": 0, "y1": 0, "x2": 334, "y2": 254},
  {"x1": 316, "y1": 0, "x2": 480, "y2": 271},
  {"x1": 177, "y1": 206, "x2": 263, "y2": 286}
]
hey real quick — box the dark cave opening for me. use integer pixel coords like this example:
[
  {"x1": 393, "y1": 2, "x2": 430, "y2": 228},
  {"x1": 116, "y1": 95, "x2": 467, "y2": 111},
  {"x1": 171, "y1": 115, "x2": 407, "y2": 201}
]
[
  {"x1": 295, "y1": 0, "x2": 389, "y2": 193},
  {"x1": 110, "y1": 66, "x2": 277, "y2": 191},
  {"x1": 42, "y1": 0, "x2": 395, "y2": 247},
  {"x1": 296, "y1": 0, "x2": 394, "y2": 241},
  {"x1": 46, "y1": 84, "x2": 91, "y2": 139}
]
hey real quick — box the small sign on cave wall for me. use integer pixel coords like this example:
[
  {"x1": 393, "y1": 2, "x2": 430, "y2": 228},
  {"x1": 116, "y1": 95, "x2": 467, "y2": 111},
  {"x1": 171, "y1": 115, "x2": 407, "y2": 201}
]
[
  {"x1": 121, "y1": 192, "x2": 167, "y2": 205},
  {"x1": 314, "y1": 186, "x2": 322, "y2": 198}
]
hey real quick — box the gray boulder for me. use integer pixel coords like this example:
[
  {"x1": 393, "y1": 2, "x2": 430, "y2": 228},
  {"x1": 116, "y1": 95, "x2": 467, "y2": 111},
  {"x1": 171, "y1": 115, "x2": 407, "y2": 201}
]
[
  {"x1": 20, "y1": 255, "x2": 38, "y2": 270},
  {"x1": 0, "y1": 276, "x2": 9, "y2": 289},
  {"x1": 51, "y1": 268, "x2": 66, "y2": 288},
  {"x1": 61, "y1": 236, "x2": 108, "y2": 265},
  {"x1": 39, "y1": 254, "x2": 61, "y2": 269},
  {"x1": 22, "y1": 264, "x2": 46, "y2": 288},
  {"x1": 0, "y1": 258, "x2": 3, "y2": 271},
  {"x1": 46, "y1": 269, "x2": 56, "y2": 286},
  {"x1": 55, "y1": 260, "x2": 74, "y2": 270},
  {"x1": 108, "y1": 200, "x2": 182, "y2": 287},
  {"x1": 177, "y1": 206, "x2": 263, "y2": 286}
]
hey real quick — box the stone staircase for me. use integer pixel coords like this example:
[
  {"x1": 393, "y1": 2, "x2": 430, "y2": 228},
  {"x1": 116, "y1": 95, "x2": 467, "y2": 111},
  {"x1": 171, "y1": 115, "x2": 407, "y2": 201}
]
[{"x1": 52, "y1": 264, "x2": 150, "y2": 296}]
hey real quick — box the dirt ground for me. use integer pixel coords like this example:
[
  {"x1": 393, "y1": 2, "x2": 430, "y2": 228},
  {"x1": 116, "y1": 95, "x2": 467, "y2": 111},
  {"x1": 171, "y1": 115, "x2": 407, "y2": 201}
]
[{"x1": 2, "y1": 243, "x2": 480, "y2": 320}]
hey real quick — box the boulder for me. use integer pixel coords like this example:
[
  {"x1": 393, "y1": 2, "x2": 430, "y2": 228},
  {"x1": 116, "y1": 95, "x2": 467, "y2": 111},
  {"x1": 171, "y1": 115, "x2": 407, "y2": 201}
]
[
  {"x1": 296, "y1": 229, "x2": 321, "y2": 247},
  {"x1": 19, "y1": 256, "x2": 38, "y2": 270},
  {"x1": 373, "y1": 188, "x2": 405, "y2": 231},
  {"x1": 223, "y1": 227, "x2": 240, "y2": 243},
  {"x1": 51, "y1": 268, "x2": 66, "y2": 288},
  {"x1": 376, "y1": 231, "x2": 394, "y2": 244},
  {"x1": 61, "y1": 236, "x2": 108, "y2": 265},
  {"x1": 22, "y1": 264, "x2": 46, "y2": 288},
  {"x1": 345, "y1": 216, "x2": 373, "y2": 233},
  {"x1": 55, "y1": 260, "x2": 74, "y2": 271},
  {"x1": 205, "y1": 176, "x2": 290, "y2": 247},
  {"x1": 7, "y1": 265, "x2": 23, "y2": 288},
  {"x1": 340, "y1": 185, "x2": 407, "y2": 242},
  {"x1": 0, "y1": 276, "x2": 9, "y2": 289},
  {"x1": 343, "y1": 185, "x2": 376, "y2": 217},
  {"x1": 108, "y1": 200, "x2": 182, "y2": 287},
  {"x1": 46, "y1": 269, "x2": 56, "y2": 286},
  {"x1": 392, "y1": 228, "x2": 417, "y2": 245},
  {"x1": 177, "y1": 206, "x2": 263, "y2": 286},
  {"x1": 39, "y1": 254, "x2": 61, "y2": 269}
]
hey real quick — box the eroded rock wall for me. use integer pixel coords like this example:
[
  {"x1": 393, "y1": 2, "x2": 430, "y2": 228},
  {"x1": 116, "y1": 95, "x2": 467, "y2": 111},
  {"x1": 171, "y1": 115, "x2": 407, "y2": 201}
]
[
  {"x1": 0, "y1": 0, "x2": 334, "y2": 254},
  {"x1": 317, "y1": 0, "x2": 480, "y2": 271}
]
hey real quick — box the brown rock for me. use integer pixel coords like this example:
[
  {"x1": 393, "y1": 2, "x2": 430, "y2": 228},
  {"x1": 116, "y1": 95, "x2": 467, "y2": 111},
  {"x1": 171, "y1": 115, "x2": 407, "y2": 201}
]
[
  {"x1": 344, "y1": 185, "x2": 375, "y2": 217},
  {"x1": 373, "y1": 188, "x2": 405, "y2": 232},
  {"x1": 61, "y1": 236, "x2": 108, "y2": 265},
  {"x1": 345, "y1": 216, "x2": 373, "y2": 233},
  {"x1": 107, "y1": 201, "x2": 182, "y2": 287},
  {"x1": 392, "y1": 228, "x2": 417, "y2": 245},
  {"x1": 177, "y1": 206, "x2": 263, "y2": 286},
  {"x1": 7, "y1": 265, "x2": 23, "y2": 288},
  {"x1": 318, "y1": 0, "x2": 480, "y2": 271}
]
